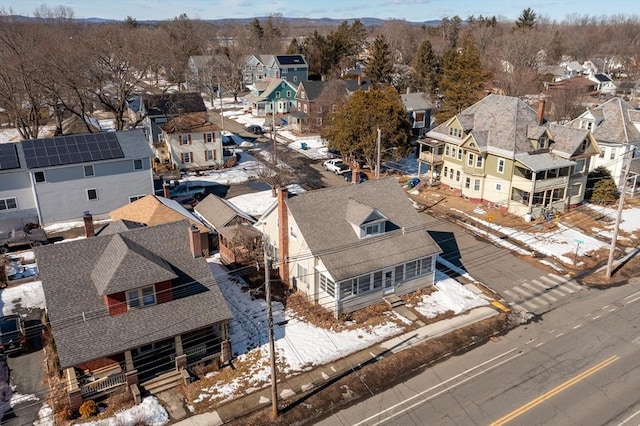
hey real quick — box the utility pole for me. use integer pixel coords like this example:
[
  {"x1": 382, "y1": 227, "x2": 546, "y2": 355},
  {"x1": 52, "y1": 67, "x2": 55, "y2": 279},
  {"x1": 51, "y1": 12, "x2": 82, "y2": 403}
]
[
  {"x1": 217, "y1": 73, "x2": 225, "y2": 133},
  {"x1": 264, "y1": 243, "x2": 278, "y2": 418},
  {"x1": 375, "y1": 127, "x2": 381, "y2": 179},
  {"x1": 605, "y1": 147, "x2": 634, "y2": 279}
]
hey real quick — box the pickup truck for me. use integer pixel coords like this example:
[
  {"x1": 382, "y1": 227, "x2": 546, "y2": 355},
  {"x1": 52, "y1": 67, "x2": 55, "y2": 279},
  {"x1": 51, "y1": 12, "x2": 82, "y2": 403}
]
[
  {"x1": 323, "y1": 159, "x2": 351, "y2": 175},
  {"x1": 0, "y1": 228, "x2": 48, "y2": 254}
]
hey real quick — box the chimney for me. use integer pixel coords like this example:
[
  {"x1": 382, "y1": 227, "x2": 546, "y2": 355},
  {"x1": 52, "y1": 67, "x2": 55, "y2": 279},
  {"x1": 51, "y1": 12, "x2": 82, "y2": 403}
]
[
  {"x1": 352, "y1": 163, "x2": 359, "y2": 184},
  {"x1": 406, "y1": 87, "x2": 412, "y2": 94},
  {"x1": 537, "y1": 98, "x2": 546, "y2": 125},
  {"x1": 163, "y1": 182, "x2": 171, "y2": 199},
  {"x1": 483, "y1": 89, "x2": 492, "y2": 97},
  {"x1": 83, "y1": 211, "x2": 94, "y2": 238},
  {"x1": 357, "y1": 75, "x2": 362, "y2": 86},
  {"x1": 189, "y1": 225, "x2": 202, "y2": 258},
  {"x1": 277, "y1": 187, "x2": 289, "y2": 284}
]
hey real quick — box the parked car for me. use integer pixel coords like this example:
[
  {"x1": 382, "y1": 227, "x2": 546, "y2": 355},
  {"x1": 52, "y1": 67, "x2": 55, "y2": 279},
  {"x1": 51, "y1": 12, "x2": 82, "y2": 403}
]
[
  {"x1": 245, "y1": 124, "x2": 264, "y2": 135},
  {"x1": 323, "y1": 159, "x2": 351, "y2": 175},
  {"x1": 344, "y1": 171, "x2": 369, "y2": 184},
  {"x1": 169, "y1": 182, "x2": 221, "y2": 200},
  {"x1": 0, "y1": 228, "x2": 48, "y2": 254},
  {"x1": 0, "y1": 315, "x2": 27, "y2": 355}
]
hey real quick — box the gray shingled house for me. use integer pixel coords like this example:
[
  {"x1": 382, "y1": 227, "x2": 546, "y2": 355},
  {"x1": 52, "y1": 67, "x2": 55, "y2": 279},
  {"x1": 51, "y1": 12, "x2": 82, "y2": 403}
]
[
  {"x1": 35, "y1": 220, "x2": 233, "y2": 409},
  {"x1": 419, "y1": 94, "x2": 600, "y2": 218},
  {"x1": 256, "y1": 178, "x2": 442, "y2": 318}
]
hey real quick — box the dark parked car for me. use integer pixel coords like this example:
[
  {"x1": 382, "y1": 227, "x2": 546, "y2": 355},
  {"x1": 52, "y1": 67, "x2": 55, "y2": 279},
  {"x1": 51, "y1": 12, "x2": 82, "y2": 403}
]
[
  {"x1": 344, "y1": 171, "x2": 369, "y2": 184},
  {"x1": 0, "y1": 315, "x2": 27, "y2": 355},
  {"x1": 245, "y1": 124, "x2": 264, "y2": 135},
  {"x1": 0, "y1": 228, "x2": 48, "y2": 254}
]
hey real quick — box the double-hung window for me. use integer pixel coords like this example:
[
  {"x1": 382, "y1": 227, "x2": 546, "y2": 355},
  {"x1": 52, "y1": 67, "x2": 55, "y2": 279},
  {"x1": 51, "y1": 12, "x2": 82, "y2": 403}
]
[{"x1": 127, "y1": 286, "x2": 156, "y2": 308}]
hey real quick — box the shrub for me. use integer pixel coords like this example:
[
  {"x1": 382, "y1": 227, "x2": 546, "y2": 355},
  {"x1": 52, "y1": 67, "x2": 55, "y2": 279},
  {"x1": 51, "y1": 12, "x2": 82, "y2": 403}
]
[{"x1": 79, "y1": 400, "x2": 98, "y2": 418}]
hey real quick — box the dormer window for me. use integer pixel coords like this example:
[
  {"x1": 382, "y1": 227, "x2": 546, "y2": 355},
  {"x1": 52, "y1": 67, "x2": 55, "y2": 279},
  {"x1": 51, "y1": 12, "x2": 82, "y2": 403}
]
[
  {"x1": 364, "y1": 222, "x2": 382, "y2": 236},
  {"x1": 127, "y1": 286, "x2": 156, "y2": 309},
  {"x1": 449, "y1": 127, "x2": 462, "y2": 138},
  {"x1": 580, "y1": 139, "x2": 588, "y2": 152},
  {"x1": 580, "y1": 120, "x2": 593, "y2": 130},
  {"x1": 539, "y1": 137, "x2": 548, "y2": 149}
]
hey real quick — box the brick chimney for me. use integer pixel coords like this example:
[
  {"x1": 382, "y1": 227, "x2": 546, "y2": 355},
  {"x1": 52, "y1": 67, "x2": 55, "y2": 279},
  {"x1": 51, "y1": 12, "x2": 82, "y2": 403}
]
[
  {"x1": 352, "y1": 163, "x2": 359, "y2": 184},
  {"x1": 189, "y1": 225, "x2": 202, "y2": 258},
  {"x1": 163, "y1": 182, "x2": 171, "y2": 198},
  {"x1": 277, "y1": 187, "x2": 289, "y2": 283},
  {"x1": 83, "y1": 211, "x2": 94, "y2": 238},
  {"x1": 537, "y1": 98, "x2": 546, "y2": 125}
]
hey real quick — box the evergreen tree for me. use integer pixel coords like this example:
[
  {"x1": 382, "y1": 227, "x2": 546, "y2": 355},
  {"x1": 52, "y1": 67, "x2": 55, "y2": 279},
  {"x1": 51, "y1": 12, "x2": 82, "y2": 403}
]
[
  {"x1": 249, "y1": 18, "x2": 264, "y2": 49},
  {"x1": 410, "y1": 40, "x2": 440, "y2": 98},
  {"x1": 515, "y1": 8, "x2": 537, "y2": 30},
  {"x1": 586, "y1": 166, "x2": 617, "y2": 201},
  {"x1": 321, "y1": 86, "x2": 412, "y2": 175},
  {"x1": 365, "y1": 35, "x2": 393, "y2": 86},
  {"x1": 436, "y1": 34, "x2": 490, "y2": 123},
  {"x1": 286, "y1": 37, "x2": 302, "y2": 54}
]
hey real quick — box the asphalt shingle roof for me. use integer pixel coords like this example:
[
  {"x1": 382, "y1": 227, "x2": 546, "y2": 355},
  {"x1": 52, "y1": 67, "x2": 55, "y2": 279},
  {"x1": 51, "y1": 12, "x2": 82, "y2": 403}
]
[
  {"x1": 194, "y1": 194, "x2": 254, "y2": 231},
  {"x1": 35, "y1": 221, "x2": 233, "y2": 369},
  {"x1": 284, "y1": 178, "x2": 441, "y2": 282},
  {"x1": 569, "y1": 97, "x2": 640, "y2": 144}
]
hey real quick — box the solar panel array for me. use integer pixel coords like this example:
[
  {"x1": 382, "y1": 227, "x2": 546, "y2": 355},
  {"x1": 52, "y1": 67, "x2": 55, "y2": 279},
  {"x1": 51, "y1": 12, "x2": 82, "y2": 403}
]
[
  {"x1": 22, "y1": 133, "x2": 124, "y2": 169},
  {"x1": 0, "y1": 143, "x2": 20, "y2": 170}
]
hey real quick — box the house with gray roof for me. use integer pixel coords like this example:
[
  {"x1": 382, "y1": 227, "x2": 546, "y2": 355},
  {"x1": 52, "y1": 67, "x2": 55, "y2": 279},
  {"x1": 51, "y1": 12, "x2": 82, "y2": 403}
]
[
  {"x1": 243, "y1": 54, "x2": 308, "y2": 86},
  {"x1": 401, "y1": 91, "x2": 435, "y2": 138},
  {"x1": 0, "y1": 129, "x2": 153, "y2": 234},
  {"x1": 35, "y1": 220, "x2": 233, "y2": 409},
  {"x1": 421, "y1": 94, "x2": 600, "y2": 219},
  {"x1": 243, "y1": 77, "x2": 298, "y2": 117},
  {"x1": 194, "y1": 194, "x2": 258, "y2": 263},
  {"x1": 568, "y1": 97, "x2": 640, "y2": 187},
  {"x1": 256, "y1": 179, "x2": 442, "y2": 318}
]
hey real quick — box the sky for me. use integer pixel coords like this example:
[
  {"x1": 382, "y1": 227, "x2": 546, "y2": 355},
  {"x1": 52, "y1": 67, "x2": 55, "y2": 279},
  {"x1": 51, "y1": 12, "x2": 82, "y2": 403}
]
[{"x1": 0, "y1": 0, "x2": 636, "y2": 23}]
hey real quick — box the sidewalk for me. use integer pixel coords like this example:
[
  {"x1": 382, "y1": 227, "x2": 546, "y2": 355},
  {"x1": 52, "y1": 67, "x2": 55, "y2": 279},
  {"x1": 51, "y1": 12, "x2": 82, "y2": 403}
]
[{"x1": 171, "y1": 305, "x2": 499, "y2": 425}]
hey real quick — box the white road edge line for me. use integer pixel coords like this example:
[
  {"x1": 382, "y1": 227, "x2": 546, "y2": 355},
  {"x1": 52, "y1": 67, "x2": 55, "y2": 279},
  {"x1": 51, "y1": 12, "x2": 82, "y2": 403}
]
[
  {"x1": 618, "y1": 407, "x2": 640, "y2": 425},
  {"x1": 626, "y1": 296, "x2": 640, "y2": 304},
  {"x1": 624, "y1": 291, "x2": 640, "y2": 300},
  {"x1": 352, "y1": 348, "x2": 522, "y2": 426}
]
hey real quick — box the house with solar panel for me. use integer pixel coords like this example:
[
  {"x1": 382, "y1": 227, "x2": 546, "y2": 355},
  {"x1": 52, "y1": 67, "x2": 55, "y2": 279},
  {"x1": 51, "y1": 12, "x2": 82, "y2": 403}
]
[
  {"x1": 243, "y1": 54, "x2": 308, "y2": 86},
  {"x1": 0, "y1": 129, "x2": 153, "y2": 233}
]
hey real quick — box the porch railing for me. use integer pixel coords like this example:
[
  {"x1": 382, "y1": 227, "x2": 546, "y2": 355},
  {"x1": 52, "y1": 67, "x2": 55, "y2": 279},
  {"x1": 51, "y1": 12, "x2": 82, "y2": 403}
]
[{"x1": 80, "y1": 372, "x2": 127, "y2": 397}]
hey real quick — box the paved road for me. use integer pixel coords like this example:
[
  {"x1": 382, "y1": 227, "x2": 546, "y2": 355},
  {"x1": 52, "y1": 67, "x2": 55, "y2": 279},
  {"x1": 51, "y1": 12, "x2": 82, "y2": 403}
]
[
  {"x1": 316, "y1": 280, "x2": 640, "y2": 426},
  {"x1": 420, "y1": 212, "x2": 587, "y2": 314}
]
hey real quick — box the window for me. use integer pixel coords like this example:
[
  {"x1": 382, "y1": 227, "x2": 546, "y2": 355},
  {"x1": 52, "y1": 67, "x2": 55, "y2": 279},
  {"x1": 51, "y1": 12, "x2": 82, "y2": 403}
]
[
  {"x1": 303, "y1": 104, "x2": 308, "y2": 113},
  {"x1": 364, "y1": 223, "x2": 381, "y2": 236},
  {"x1": 205, "y1": 150, "x2": 216, "y2": 161},
  {"x1": 317, "y1": 105, "x2": 322, "y2": 113},
  {"x1": 496, "y1": 183, "x2": 502, "y2": 191},
  {"x1": 476, "y1": 156, "x2": 483, "y2": 167},
  {"x1": 133, "y1": 159, "x2": 143, "y2": 170},
  {"x1": 129, "y1": 195, "x2": 145, "y2": 202},
  {"x1": 127, "y1": 286, "x2": 156, "y2": 308},
  {"x1": 373, "y1": 271, "x2": 382, "y2": 289},
  {"x1": 580, "y1": 139, "x2": 588, "y2": 152},
  {"x1": 574, "y1": 159, "x2": 585, "y2": 173},
  {"x1": 340, "y1": 279, "x2": 355, "y2": 298},
  {"x1": 445, "y1": 145, "x2": 450, "y2": 156},
  {"x1": 286, "y1": 90, "x2": 291, "y2": 97},
  {"x1": 0, "y1": 197, "x2": 17, "y2": 211},
  {"x1": 297, "y1": 264, "x2": 308, "y2": 285},
  {"x1": 465, "y1": 177, "x2": 471, "y2": 189},
  {"x1": 443, "y1": 166, "x2": 448, "y2": 177},
  {"x1": 181, "y1": 135, "x2": 190, "y2": 145},
  {"x1": 458, "y1": 149, "x2": 463, "y2": 160},
  {"x1": 319, "y1": 274, "x2": 335, "y2": 298},
  {"x1": 448, "y1": 127, "x2": 462, "y2": 138},
  {"x1": 497, "y1": 158, "x2": 505, "y2": 173},
  {"x1": 357, "y1": 274, "x2": 371, "y2": 293},
  {"x1": 205, "y1": 133, "x2": 213, "y2": 143},
  {"x1": 456, "y1": 170, "x2": 460, "y2": 182},
  {"x1": 449, "y1": 168, "x2": 454, "y2": 179},
  {"x1": 276, "y1": 91, "x2": 281, "y2": 98},
  {"x1": 467, "y1": 153, "x2": 475, "y2": 166},
  {"x1": 87, "y1": 189, "x2": 98, "y2": 200},
  {"x1": 610, "y1": 147, "x2": 616, "y2": 160},
  {"x1": 290, "y1": 225, "x2": 297, "y2": 238},
  {"x1": 599, "y1": 149, "x2": 605, "y2": 158},
  {"x1": 474, "y1": 179, "x2": 480, "y2": 191},
  {"x1": 451, "y1": 147, "x2": 457, "y2": 157},
  {"x1": 84, "y1": 165, "x2": 94, "y2": 177},
  {"x1": 182, "y1": 152, "x2": 191, "y2": 163},
  {"x1": 293, "y1": 76, "x2": 298, "y2": 82},
  {"x1": 316, "y1": 117, "x2": 322, "y2": 126},
  {"x1": 34, "y1": 171, "x2": 45, "y2": 183},
  {"x1": 405, "y1": 261, "x2": 417, "y2": 279}
]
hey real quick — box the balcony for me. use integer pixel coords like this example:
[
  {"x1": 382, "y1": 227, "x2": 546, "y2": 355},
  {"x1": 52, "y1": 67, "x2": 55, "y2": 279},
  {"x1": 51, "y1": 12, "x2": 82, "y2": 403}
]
[
  {"x1": 418, "y1": 151, "x2": 443, "y2": 164},
  {"x1": 462, "y1": 164, "x2": 486, "y2": 177}
]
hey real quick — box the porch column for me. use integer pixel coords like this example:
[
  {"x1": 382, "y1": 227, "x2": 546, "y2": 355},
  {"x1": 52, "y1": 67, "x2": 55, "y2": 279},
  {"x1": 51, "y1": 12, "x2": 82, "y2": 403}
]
[
  {"x1": 174, "y1": 335, "x2": 184, "y2": 356},
  {"x1": 65, "y1": 367, "x2": 82, "y2": 411},
  {"x1": 124, "y1": 350, "x2": 134, "y2": 372}
]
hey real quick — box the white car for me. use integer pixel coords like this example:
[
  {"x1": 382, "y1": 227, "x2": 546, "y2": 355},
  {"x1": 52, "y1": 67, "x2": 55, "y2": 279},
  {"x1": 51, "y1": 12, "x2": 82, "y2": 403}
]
[{"x1": 323, "y1": 159, "x2": 351, "y2": 175}]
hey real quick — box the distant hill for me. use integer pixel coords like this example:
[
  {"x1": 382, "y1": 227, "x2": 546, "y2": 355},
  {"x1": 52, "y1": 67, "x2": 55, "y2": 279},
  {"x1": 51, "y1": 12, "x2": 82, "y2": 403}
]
[{"x1": 7, "y1": 15, "x2": 441, "y2": 27}]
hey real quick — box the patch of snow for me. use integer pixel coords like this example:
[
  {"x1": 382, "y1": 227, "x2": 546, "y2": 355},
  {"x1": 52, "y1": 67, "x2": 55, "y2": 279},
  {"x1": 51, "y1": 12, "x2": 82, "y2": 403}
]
[
  {"x1": 75, "y1": 396, "x2": 169, "y2": 426},
  {"x1": 414, "y1": 273, "x2": 489, "y2": 319}
]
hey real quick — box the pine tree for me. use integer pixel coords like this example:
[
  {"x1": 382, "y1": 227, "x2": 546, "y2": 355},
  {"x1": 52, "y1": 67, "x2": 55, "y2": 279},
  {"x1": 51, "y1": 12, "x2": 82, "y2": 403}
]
[
  {"x1": 365, "y1": 35, "x2": 393, "y2": 87},
  {"x1": 321, "y1": 86, "x2": 412, "y2": 175},
  {"x1": 286, "y1": 37, "x2": 302, "y2": 54},
  {"x1": 515, "y1": 8, "x2": 537, "y2": 30},
  {"x1": 410, "y1": 40, "x2": 440, "y2": 98},
  {"x1": 436, "y1": 34, "x2": 490, "y2": 123}
]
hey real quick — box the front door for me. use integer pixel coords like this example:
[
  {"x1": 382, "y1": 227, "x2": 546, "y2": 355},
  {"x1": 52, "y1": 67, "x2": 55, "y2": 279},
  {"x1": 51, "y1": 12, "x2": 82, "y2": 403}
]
[{"x1": 382, "y1": 269, "x2": 394, "y2": 295}]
